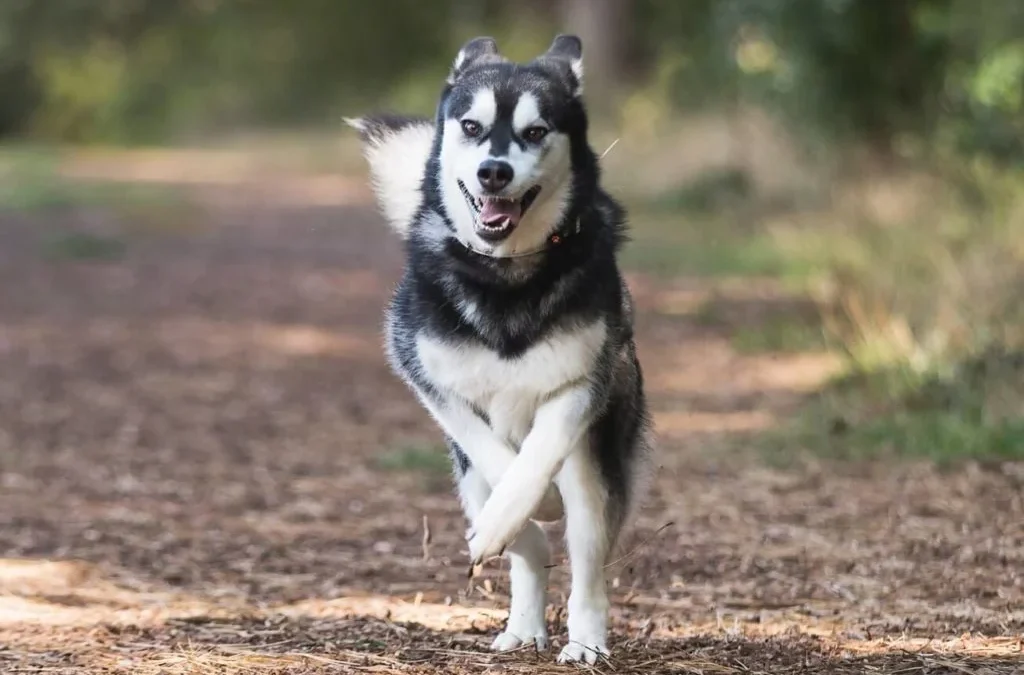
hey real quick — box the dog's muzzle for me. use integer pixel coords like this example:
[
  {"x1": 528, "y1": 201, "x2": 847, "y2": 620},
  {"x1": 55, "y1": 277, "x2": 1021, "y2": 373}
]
[{"x1": 458, "y1": 180, "x2": 542, "y2": 242}]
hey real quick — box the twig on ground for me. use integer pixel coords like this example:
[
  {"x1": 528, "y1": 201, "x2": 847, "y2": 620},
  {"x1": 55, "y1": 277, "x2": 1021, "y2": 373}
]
[{"x1": 422, "y1": 514, "x2": 432, "y2": 561}]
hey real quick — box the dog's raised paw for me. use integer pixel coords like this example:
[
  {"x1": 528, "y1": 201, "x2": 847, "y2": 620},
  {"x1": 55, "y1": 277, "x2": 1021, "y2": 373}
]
[
  {"x1": 557, "y1": 640, "x2": 609, "y2": 665},
  {"x1": 490, "y1": 630, "x2": 549, "y2": 652},
  {"x1": 467, "y1": 532, "x2": 506, "y2": 566},
  {"x1": 466, "y1": 515, "x2": 515, "y2": 564}
]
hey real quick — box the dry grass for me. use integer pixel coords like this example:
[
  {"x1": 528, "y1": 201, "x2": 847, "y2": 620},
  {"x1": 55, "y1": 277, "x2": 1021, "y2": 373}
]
[
  {"x1": 7, "y1": 611, "x2": 1023, "y2": 674},
  {"x1": 619, "y1": 139, "x2": 1024, "y2": 463}
]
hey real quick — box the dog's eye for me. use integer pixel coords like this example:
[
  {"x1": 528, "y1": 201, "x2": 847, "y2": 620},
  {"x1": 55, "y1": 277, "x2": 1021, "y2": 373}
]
[
  {"x1": 461, "y1": 120, "x2": 482, "y2": 138},
  {"x1": 522, "y1": 126, "x2": 548, "y2": 143}
]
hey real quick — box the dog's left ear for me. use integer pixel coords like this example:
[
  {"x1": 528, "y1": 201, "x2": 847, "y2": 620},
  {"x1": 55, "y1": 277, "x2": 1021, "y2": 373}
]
[
  {"x1": 448, "y1": 36, "x2": 501, "y2": 84},
  {"x1": 543, "y1": 34, "x2": 584, "y2": 96}
]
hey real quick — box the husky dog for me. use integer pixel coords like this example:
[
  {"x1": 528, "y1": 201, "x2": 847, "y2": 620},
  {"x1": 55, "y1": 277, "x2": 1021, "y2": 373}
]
[{"x1": 347, "y1": 35, "x2": 651, "y2": 664}]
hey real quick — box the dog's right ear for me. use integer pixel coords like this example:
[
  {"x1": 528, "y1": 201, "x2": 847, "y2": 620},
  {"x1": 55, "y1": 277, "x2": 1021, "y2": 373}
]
[
  {"x1": 448, "y1": 37, "x2": 500, "y2": 84},
  {"x1": 345, "y1": 115, "x2": 435, "y2": 238}
]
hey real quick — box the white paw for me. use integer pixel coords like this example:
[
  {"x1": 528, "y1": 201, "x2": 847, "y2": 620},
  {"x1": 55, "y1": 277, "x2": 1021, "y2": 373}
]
[
  {"x1": 466, "y1": 520, "x2": 510, "y2": 564},
  {"x1": 557, "y1": 640, "x2": 609, "y2": 665},
  {"x1": 490, "y1": 628, "x2": 549, "y2": 652},
  {"x1": 467, "y1": 479, "x2": 540, "y2": 564}
]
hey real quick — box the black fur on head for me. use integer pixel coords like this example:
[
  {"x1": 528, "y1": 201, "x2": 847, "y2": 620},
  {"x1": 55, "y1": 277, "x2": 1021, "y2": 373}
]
[
  {"x1": 446, "y1": 34, "x2": 584, "y2": 96},
  {"x1": 537, "y1": 34, "x2": 584, "y2": 96},
  {"x1": 447, "y1": 36, "x2": 504, "y2": 83}
]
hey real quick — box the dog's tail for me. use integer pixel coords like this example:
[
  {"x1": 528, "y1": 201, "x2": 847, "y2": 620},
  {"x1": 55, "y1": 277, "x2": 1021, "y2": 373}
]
[{"x1": 344, "y1": 115, "x2": 435, "y2": 238}]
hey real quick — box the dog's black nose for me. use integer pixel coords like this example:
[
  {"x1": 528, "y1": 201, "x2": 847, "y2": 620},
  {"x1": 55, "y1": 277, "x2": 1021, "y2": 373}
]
[{"x1": 477, "y1": 159, "x2": 514, "y2": 193}]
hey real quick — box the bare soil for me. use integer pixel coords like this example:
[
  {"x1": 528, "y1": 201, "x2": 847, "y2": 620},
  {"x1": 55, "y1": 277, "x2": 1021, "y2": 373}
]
[{"x1": 1, "y1": 162, "x2": 1021, "y2": 674}]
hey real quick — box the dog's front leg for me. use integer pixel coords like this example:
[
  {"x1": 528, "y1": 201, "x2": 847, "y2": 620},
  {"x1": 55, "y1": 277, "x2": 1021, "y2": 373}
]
[
  {"x1": 554, "y1": 446, "x2": 613, "y2": 664},
  {"x1": 416, "y1": 392, "x2": 563, "y2": 519},
  {"x1": 418, "y1": 393, "x2": 517, "y2": 483},
  {"x1": 467, "y1": 384, "x2": 592, "y2": 563}
]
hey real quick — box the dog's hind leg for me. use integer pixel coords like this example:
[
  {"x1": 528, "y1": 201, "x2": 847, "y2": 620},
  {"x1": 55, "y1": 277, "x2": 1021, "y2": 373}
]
[
  {"x1": 554, "y1": 446, "x2": 617, "y2": 665},
  {"x1": 454, "y1": 454, "x2": 551, "y2": 652}
]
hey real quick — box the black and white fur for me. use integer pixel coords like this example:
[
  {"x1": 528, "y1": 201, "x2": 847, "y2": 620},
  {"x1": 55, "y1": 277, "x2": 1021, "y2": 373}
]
[{"x1": 347, "y1": 35, "x2": 651, "y2": 664}]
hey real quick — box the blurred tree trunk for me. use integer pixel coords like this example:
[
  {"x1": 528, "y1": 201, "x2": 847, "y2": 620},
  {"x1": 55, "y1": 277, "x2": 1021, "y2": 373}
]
[{"x1": 560, "y1": 0, "x2": 628, "y2": 114}]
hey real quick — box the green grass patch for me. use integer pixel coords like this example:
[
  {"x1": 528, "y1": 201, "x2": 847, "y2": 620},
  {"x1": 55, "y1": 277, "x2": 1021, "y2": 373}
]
[
  {"x1": 649, "y1": 168, "x2": 755, "y2": 215},
  {"x1": 622, "y1": 209, "x2": 813, "y2": 280},
  {"x1": 0, "y1": 146, "x2": 67, "y2": 210},
  {"x1": 731, "y1": 318, "x2": 829, "y2": 354},
  {"x1": 620, "y1": 167, "x2": 819, "y2": 279},
  {"x1": 764, "y1": 349, "x2": 1024, "y2": 465},
  {"x1": 0, "y1": 145, "x2": 188, "y2": 217},
  {"x1": 693, "y1": 293, "x2": 830, "y2": 354},
  {"x1": 41, "y1": 231, "x2": 126, "y2": 261},
  {"x1": 0, "y1": 145, "x2": 200, "y2": 262},
  {"x1": 622, "y1": 233, "x2": 797, "y2": 278},
  {"x1": 374, "y1": 443, "x2": 450, "y2": 474},
  {"x1": 2, "y1": 172, "x2": 184, "y2": 216}
]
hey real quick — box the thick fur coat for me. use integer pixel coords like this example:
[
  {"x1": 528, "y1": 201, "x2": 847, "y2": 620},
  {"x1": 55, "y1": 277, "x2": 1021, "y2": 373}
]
[{"x1": 348, "y1": 35, "x2": 652, "y2": 664}]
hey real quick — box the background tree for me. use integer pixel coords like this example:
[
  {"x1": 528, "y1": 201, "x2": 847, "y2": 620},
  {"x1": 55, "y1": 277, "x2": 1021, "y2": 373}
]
[{"x1": 0, "y1": 0, "x2": 1019, "y2": 167}]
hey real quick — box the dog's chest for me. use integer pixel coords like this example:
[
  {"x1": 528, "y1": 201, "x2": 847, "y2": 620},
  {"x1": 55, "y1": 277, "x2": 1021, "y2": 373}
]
[{"x1": 416, "y1": 322, "x2": 606, "y2": 441}]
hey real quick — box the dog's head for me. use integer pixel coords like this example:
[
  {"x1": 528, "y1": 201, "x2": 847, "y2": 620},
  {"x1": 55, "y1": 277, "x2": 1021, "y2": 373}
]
[
  {"x1": 436, "y1": 35, "x2": 586, "y2": 255},
  {"x1": 347, "y1": 36, "x2": 590, "y2": 256}
]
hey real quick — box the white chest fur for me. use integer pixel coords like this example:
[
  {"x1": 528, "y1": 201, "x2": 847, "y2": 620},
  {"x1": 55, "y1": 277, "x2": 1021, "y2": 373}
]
[{"x1": 416, "y1": 322, "x2": 606, "y2": 444}]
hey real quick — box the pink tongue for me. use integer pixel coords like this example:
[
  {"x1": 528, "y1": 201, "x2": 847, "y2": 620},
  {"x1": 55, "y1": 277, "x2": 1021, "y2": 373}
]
[{"x1": 480, "y1": 200, "x2": 522, "y2": 227}]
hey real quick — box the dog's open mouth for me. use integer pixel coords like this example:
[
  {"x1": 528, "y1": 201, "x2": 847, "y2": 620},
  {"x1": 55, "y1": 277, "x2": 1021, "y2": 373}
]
[{"x1": 458, "y1": 180, "x2": 542, "y2": 242}]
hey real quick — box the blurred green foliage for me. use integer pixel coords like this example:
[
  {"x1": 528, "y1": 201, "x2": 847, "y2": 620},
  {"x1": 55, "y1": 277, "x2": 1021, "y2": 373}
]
[
  {"x1": 0, "y1": 0, "x2": 460, "y2": 142},
  {"x1": 0, "y1": 0, "x2": 1021, "y2": 167},
  {"x1": 767, "y1": 347, "x2": 1024, "y2": 464}
]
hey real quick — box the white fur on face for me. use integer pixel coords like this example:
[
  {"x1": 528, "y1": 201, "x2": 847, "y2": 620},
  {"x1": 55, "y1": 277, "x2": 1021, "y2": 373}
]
[
  {"x1": 439, "y1": 88, "x2": 573, "y2": 256},
  {"x1": 511, "y1": 91, "x2": 542, "y2": 130},
  {"x1": 439, "y1": 88, "x2": 499, "y2": 249},
  {"x1": 466, "y1": 86, "x2": 499, "y2": 127}
]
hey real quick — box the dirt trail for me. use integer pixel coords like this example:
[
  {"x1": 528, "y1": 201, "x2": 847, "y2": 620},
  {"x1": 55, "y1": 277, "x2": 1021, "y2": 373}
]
[{"x1": 0, "y1": 164, "x2": 1021, "y2": 674}]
